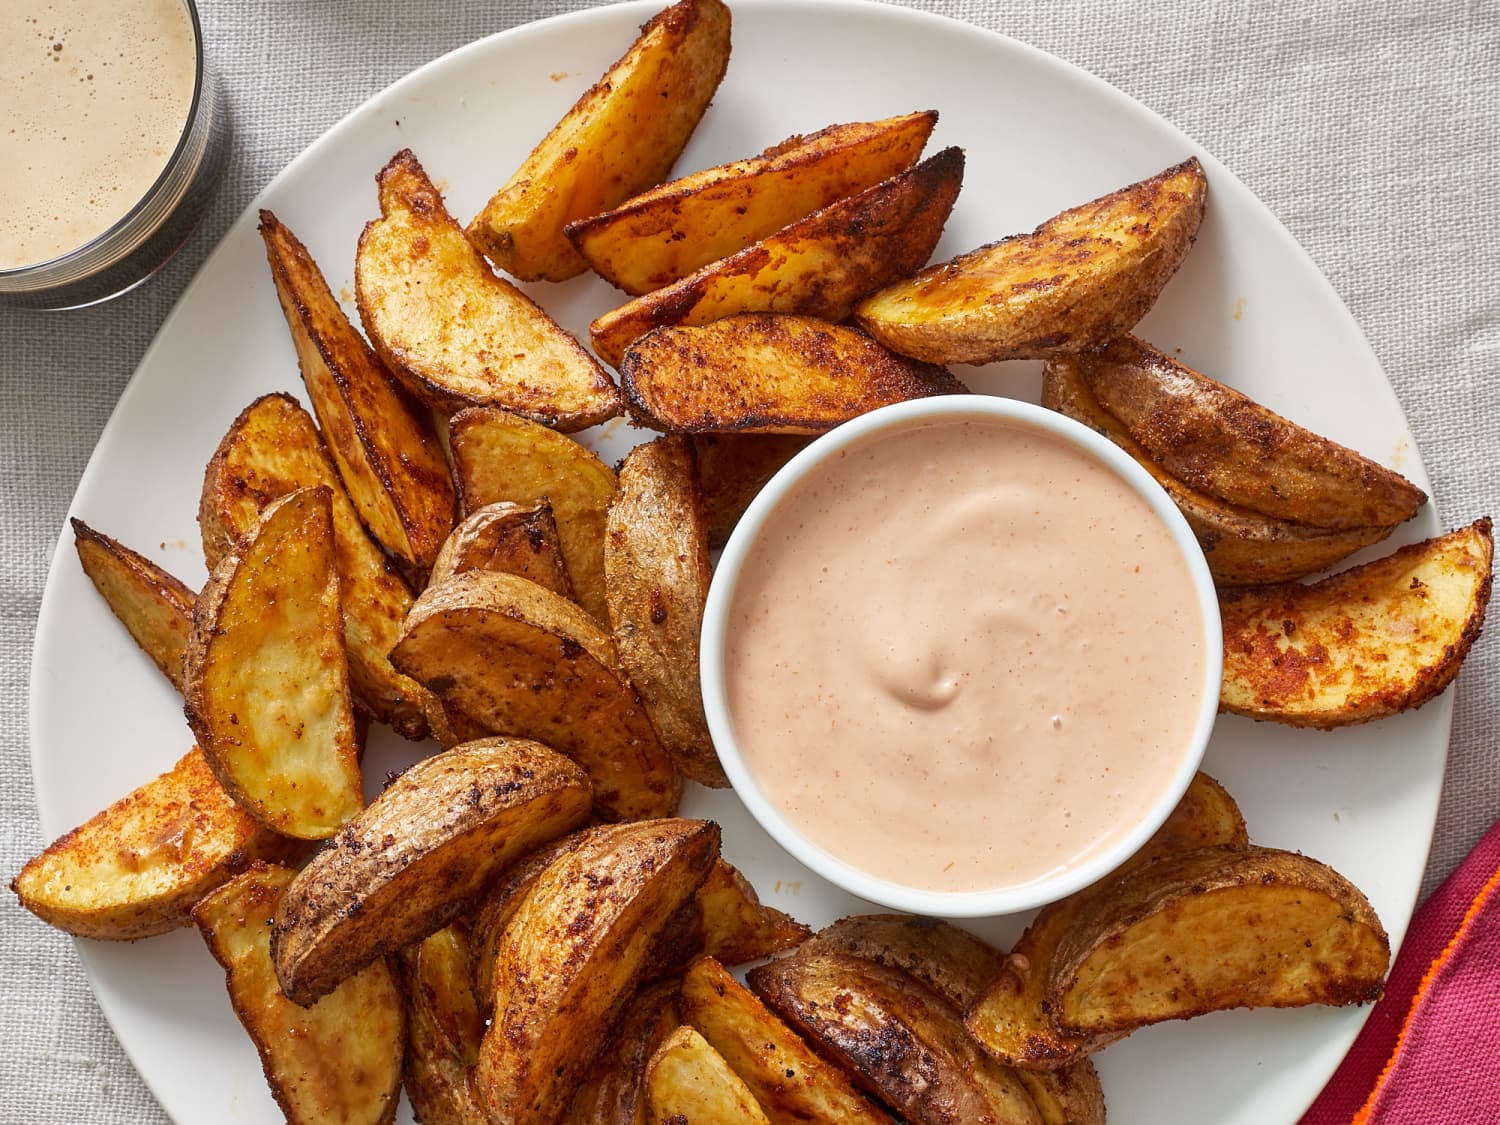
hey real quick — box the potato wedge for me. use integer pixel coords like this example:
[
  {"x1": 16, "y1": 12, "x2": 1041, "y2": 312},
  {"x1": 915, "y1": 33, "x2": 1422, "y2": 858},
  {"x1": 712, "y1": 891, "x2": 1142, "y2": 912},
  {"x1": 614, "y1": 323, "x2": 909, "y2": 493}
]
[
  {"x1": 1049, "y1": 845, "x2": 1389, "y2": 1035},
  {"x1": 467, "y1": 0, "x2": 732, "y2": 282},
  {"x1": 691, "y1": 433, "x2": 812, "y2": 548},
  {"x1": 646, "y1": 858, "x2": 812, "y2": 977},
  {"x1": 1042, "y1": 354, "x2": 1397, "y2": 585},
  {"x1": 749, "y1": 951, "x2": 1042, "y2": 1125},
  {"x1": 199, "y1": 393, "x2": 430, "y2": 739},
  {"x1": 391, "y1": 570, "x2": 680, "y2": 821},
  {"x1": 590, "y1": 146, "x2": 966, "y2": 368},
  {"x1": 474, "y1": 818, "x2": 720, "y2": 1124},
  {"x1": 429, "y1": 501, "x2": 574, "y2": 597},
  {"x1": 855, "y1": 158, "x2": 1207, "y2": 364},
  {"x1": 1010, "y1": 1066, "x2": 1106, "y2": 1125},
  {"x1": 567, "y1": 111, "x2": 938, "y2": 295},
  {"x1": 620, "y1": 314, "x2": 968, "y2": 433},
  {"x1": 646, "y1": 1025, "x2": 772, "y2": 1125},
  {"x1": 398, "y1": 924, "x2": 488, "y2": 1125},
  {"x1": 72, "y1": 518, "x2": 195, "y2": 691},
  {"x1": 449, "y1": 406, "x2": 616, "y2": 621},
  {"x1": 193, "y1": 864, "x2": 404, "y2": 1125},
  {"x1": 1219, "y1": 519, "x2": 1493, "y2": 726},
  {"x1": 803, "y1": 914, "x2": 1004, "y2": 1013},
  {"x1": 605, "y1": 437, "x2": 723, "y2": 786},
  {"x1": 184, "y1": 487, "x2": 364, "y2": 840},
  {"x1": 356, "y1": 149, "x2": 620, "y2": 428},
  {"x1": 272, "y1": 739, "x2": 592, "y2": 1004},
  {"x1": 1076, "y1": 336, "x2": 1426, "y2": 530},
  {"x1": 564, "y1": 978, "x2": 682, "y2": 1125},
  {"x1": 682, "y1": 956, "x2": 893, "y2": 1125},
  {"x1": 260, "y1": 209, "x2": 456, "y2": 575},
  {"x1": 11, "y1": 748, "x2": 299, "y2": 940}
]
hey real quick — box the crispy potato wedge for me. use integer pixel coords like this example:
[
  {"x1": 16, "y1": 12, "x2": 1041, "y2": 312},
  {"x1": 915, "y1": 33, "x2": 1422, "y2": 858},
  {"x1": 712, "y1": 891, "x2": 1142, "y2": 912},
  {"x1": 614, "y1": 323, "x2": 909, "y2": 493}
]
[
  {"x1": 646, "y1": 1025, "x2": 772, "y2": 1125},
  {"x1": 605, "y1": 437, "x2": 723, "y2": 786},
  {"x1": 260, "y1": 209, "x2": 456, "y2": 576},
  {"x1": 429, "y1": 501, "x2": 574, "y2": 597},
  {"x1": 193, "y1": 864, "x2": 404, "y2": 1125},
  {"x1": 750, "y1": 951, "x2": 1042, "y2": 1125},
  {"x1": 1010, "y1": 1066, "x2": 1106, "y2": 1125},
  {"x1": 1050, "y1": 845, "x2": 1389, "y2": 1035},
  {"x1": 356, "y1": 149, "x2": 620, "y2": 428},
  {"x1": 449, "y1": 407, "x2": 616, "y2": 620},
  {"x1": 1220, "y1": 519, "x2": 1493, "y2": 726},
  {"x1": 568, "y1": 111, "x2": 938, "y2": 295},
  {"x1": 564, "y1": 978, "x2": 683, "y2": 1125},
  {"x1": 803, "y1": 914, "x2": 1004, "y2": 1013},
  {"x1": 11, "y1": 748, "x2": 298, "y2": 940},
  {"x1": 72, "y1": 518, "x2": 195, "y2": 691},
  {"x1": 474, "y1": 818, "x2": 720, "y2": 1124},
  {"x1": 691, "y1": 434, "x2": 812, "y2": 548},
  {"x1": 199, "y1": 393, "x2": 430, "y2": 739},
  {"x1": 856, "y1": 158, "x2": 1207, "y2": 364},
  {"x1": 184, "y1": 487, "x2": 364, "y2": 840},
  {"x1": 272, "y1": 739, "x2": 592, "y2": 1004},
  {"x1": 965, "y1": 770, "x2": 1249, "y2": 1069},
  {"x1": 391, "y1": 570, "x2": 680, "y2": 821},
  {"x1": 646, "y1": 858, "x2": 812, "y2": 977},
  {"x1": 682, "y1": 956, "x2": 893, "y2": 1125},
  {"x1": 1077, "y1": 336, "x2": 1426, "y2": 530},
  {"x1": 467, "y1": 0, "x2": 732, "y2": 282},
  {"x1": 590, "y1": 146, "x2": 966, "y2": 368},
  {"x1": 1043, "y1": 354, "x2": 1397, "y2": 585},
  {"x1": 620, "y1": 314, "x2": 968, "y2": 433},
  {"x1": 398, "y1": 923, "x2": 489, "y2": 1125}
]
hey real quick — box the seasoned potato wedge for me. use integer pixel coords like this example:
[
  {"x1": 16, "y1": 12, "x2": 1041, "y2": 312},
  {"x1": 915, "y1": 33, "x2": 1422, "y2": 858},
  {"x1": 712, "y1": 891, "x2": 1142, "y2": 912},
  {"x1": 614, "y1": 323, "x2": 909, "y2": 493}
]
[
  {"x1": 474, "y1": 818, "x2": 720, "y2": 1124},
  {"x1": 391, "y1": 570, "x2": 680, "y2": 821},
  {"x1": 72, "y1": 518, "x2": 195, "y2": 691},
  {"x1": 750, "y1": 951, "x2": 1042, "y2": 1125},
  {"x1": 260, "y1": 209, "x2": 456, "y2": 575},
  {"x1": 1043, "y1": 355, "x2": 1397, "y2": 585},
  {"x1": 272, "y1": 739, "x2": 591, "y2": 1004},
  {"x1": 646, "y1": 858, "x2": 812, "y2": 977},
  {"x1": 605, "y1": 437, "x2": 722, "y2": 786},
  {"x1": 682, "y1": 956, "x2": 893, "y2": 1125},
  {"x1": 193, "y1": 864, "x2": 405, "y2": 1125},
  {"x1": 398, "y1": 924, "x2": 488, "y2": 1125},
  {"x1": 568, "y1": 111, "x2": 938, "y2": 295},
  {"x1": 1011, "y1": 1066, "x2": 1106, "y2": 1125},
  {"x1": 803, "y1": 914, "x2": 1004, "y2": 1013},
  {"x1": 621, "y1": 314, "x2": 967, "y2": 433},
  {"x1": 564, "y1": 978, "x2": 682, "y2": 1125},
  {"x1": 11, "y1": 748, "x2": 298, "y2": 940},
  {"x1": 1220, "y1": 519, "x2": 1493, "y2": 726},
  {"x1": 199, "y1": 393, "x2": 430, "y2": 739},
  {"x1": 646, "y1": 1026, "x2": 772, "y2": 1125},
  {"x1": 1050, "y1": 845, "x2": 1389, "y2": 1035},
  {"x1": 856, "y1": 158, "x2": 1207, "y2": 364},
  {"x1": 429, "y1": 501, "x2": 575, "y2": 597},
  {"x1": 356, "y1": 149, "x2": 620, "y2": 428},
  {"x1": 184, "y1": 487, "x2": 363, "y2": 840},
  {"x1": 1077, "y1": 336, "x2": 1426, "y2": 530},
  {"x1": 449, "y1": 407, "x2": 616, "y2": 620},
  {"x1": 691, "y1": 433, "x2": 812, "y2": 548},
  {"x1": 589, "y1": 146, "x2": 966, "y2": 368}
]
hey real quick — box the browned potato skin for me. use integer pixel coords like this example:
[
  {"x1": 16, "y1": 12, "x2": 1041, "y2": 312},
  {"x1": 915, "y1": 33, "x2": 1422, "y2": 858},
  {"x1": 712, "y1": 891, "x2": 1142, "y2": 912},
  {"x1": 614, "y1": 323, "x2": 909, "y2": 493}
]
[
  {"x1": 356, "y1": 149, "x2": 621, "y2": 429},
  {"x1": 646, "y1": 1025, "x2": 773, "y2": 1124},
  {"x1": 391, "y1": 570, "x2": 681, "y2": 821},
  {"x1": 428, "y1": 500, "x2": 575, "y2": 597},
  {"x1": 803, "y1": 914, "x2": 1004, "y2": 1014},
  {"x1": 1009, "y1": 1066, "x2": 1106, "y2": 1125},
  {"x1": 567, "y1": 111, "x2": 938, "y2": 295},
  {"x1": 72, "y1": 518, "x2": 196, "y2": 692},
  {"x1": 750, "y1": 951, "x2": 1043, "y2": 1125},
  {"x1": 605, "y1": 437, "x2": 724, "y2": 787},
  {"x1": 1043, "y1": 355, "x2": 1398, "y2": 586},
  {"x1": 467, "y1": 0, "x2": 732, "y2": 282},
  {"x1": 621, "y1": 314, "x2": 969, "y2": 434},
  {"x1": 1077, "y1": 336, "x2": 1427, "y2": 530},
  {"x1": 475, "y1": 818, "x2": 721, "y2": 1124},
  {"x1": 398, "y1": 923, "x2": 489, "y2": 1125},
  {"x1": 259, "y1": 210, "x2": 456, "y2": 577},
  {"x1": 590, "y1": 146, "x2": 967, "y2": 368},
  {"x1": 644, "y1": 858, "x2": 812, "y2": 978},
  {"x1": 1220, "y1": 519, "x2": 1493, "y2": 727},
  {"x1": 563, "y1": 978, "x2": 682, "y2": 1125},
  {"x1": 272, "y1": 740, "x2": 592, "y2": 1004},
  {"x1": 691, "y1": 434, "x2": 813, "y2": 548},
  {"x1": 1049, "y1": 845, "x2": 1389, "y2": 1036},
  {"x1": 11, "y1": 748, "x2": 299, "y2": 941},
  {"x1": 855, "y1": 158, "x2": 1208, "y2": 364},
  {"x1": 199, "y1": 393, "x2": 430, "y2": 740},
  {"x1": 193, "y1": 864, "x2": 405, "y2": 1125}
]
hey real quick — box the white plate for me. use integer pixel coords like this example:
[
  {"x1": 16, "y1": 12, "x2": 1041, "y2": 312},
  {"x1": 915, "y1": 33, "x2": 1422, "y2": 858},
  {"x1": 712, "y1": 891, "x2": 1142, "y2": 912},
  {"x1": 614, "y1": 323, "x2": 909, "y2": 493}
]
[{"x1": 31, "y1": 2, "x2": 1444, "y2": 1123}]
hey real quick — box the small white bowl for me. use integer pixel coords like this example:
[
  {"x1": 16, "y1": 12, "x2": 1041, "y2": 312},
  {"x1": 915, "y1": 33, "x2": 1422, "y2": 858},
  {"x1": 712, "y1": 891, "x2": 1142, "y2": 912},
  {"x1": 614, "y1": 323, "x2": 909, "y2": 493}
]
[{"x1": 700, "y1": 394, "x2": 1223, "y2": 918}]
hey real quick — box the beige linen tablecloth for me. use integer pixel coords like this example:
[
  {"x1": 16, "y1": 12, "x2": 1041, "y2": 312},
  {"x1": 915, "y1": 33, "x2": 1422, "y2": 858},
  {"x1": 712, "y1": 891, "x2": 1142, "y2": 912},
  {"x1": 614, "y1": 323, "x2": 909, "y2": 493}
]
[{"x1": 2, "y1": 1, "x2": 1495, "y2": 1121}]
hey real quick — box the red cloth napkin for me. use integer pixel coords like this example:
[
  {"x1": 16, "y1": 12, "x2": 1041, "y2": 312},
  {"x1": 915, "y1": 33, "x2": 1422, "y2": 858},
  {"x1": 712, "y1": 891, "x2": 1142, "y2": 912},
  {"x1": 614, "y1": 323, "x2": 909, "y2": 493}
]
[{"x1": 1300, "y1": 812, "x2": 1500, "y2": 1124}]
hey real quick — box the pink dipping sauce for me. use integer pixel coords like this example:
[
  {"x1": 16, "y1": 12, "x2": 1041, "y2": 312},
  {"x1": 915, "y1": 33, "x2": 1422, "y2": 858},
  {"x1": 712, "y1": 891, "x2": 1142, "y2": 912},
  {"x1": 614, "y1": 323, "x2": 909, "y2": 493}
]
[{"x1": 724, "y1": 415, "x2": 1206, "y2": 894}]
